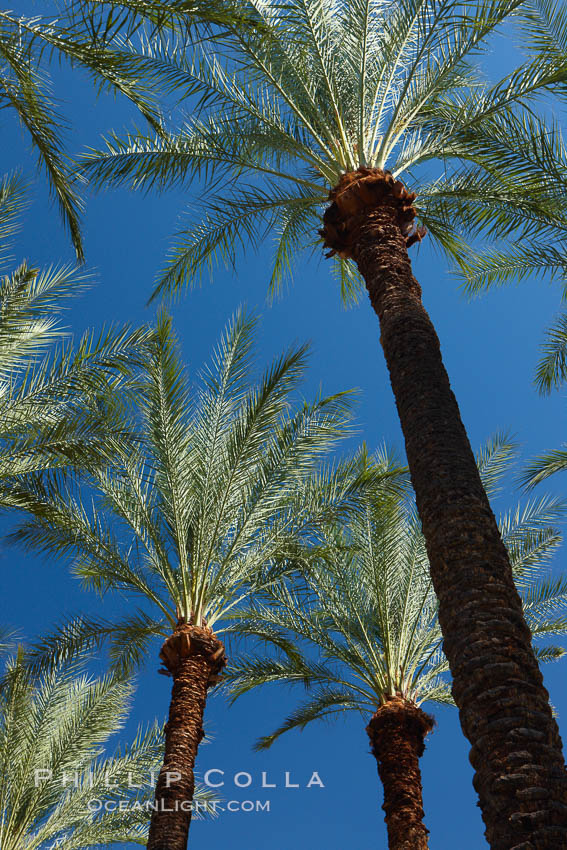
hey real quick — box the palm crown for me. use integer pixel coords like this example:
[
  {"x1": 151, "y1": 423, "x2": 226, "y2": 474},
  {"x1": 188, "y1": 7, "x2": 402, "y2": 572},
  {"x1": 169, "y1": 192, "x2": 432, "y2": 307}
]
[
  {"x1": 11, "y1": 309, "x2": 355, "y2": 672},
  {"x1": 226, "y1": 436, "x2": 567, "y2": 748},
  {"x1": 80, "y1": 0, "x2": 567, "y2": 301}
]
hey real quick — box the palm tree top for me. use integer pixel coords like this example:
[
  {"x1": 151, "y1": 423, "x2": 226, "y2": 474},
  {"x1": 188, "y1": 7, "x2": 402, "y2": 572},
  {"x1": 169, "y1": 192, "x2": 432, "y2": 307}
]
[
  {"x1": 10, "y1": 308, "x2": 357, "y2": 672},
  {"x1": 78, "y1": 0, "x2": 567, "y2": 300},
  {"x1": 225, "y1": 436, "x2": 567, "y2": 749},
  {"x1": 226, "y1": 451, "x2": 451, "y2": 744}
]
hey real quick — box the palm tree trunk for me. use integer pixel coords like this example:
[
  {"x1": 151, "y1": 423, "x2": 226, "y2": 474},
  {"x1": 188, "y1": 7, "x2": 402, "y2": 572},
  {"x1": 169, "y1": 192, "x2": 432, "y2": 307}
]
[
  {"x1": 367, "y1": 696, "x2": 433, "y2": 850},
  {"x1": 147, "y1": 624, "x2": 225, "y2": 850},
  {"x1": 322, "y1": 168, "x2": 567, "y2": 849}
]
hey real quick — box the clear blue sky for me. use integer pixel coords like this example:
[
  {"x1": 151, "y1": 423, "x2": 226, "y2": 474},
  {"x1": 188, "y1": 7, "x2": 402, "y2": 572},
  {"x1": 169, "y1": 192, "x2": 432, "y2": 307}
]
[{"x1": 1, "y1": 18, "x2": 566, "y2": 850}]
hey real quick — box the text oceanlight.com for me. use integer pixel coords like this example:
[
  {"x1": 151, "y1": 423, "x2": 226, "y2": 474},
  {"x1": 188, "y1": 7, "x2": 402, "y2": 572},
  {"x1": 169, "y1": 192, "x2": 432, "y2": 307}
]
[{"x1": 86, "y1": 799, "x2": 272, "y2": 814}]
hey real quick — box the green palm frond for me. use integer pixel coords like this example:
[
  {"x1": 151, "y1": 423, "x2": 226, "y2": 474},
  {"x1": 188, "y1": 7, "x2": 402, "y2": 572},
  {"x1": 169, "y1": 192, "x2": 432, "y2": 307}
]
[
  {"x1": 227, "y1": 653, "x2": 348, "y2": 700},
  {"x1": 499, "y1": 495, "x2": 566, "y2": 580},
  {"x1": 535, "y1": 310, "x2": 567, "y2": 393},
  {"x1": 0, "y1": 33, "x2": 85, "y2": 259},
  {"x1": 0, "y1": 645, "x2": 219, "y2": 845},
  {"x1": 254, "y1": 688, "x2": 365, "y2": 751},
  {"x1": 533, "y1": 645, "x2": 567, "y2": 662},
  {"x1": 521, "y1": 446, "x2": 567, "y2": 489},
  {"x1": 0, "y1": 628, "x2": 17, "y2": 655},
  {"x1": 65, "y1": 0, "x2": 262, "y2": 42},
  {"x1": 454, "y1": 241, "x2": 567, "y2": 296},
  {"x1": 522, "y1": 574, "x2": 567, "y2": 635},
  {"x1": 20, "y1": 611, "x2": 167, "y2": 680},
  {"x1": 444, "y1": 0, "x2": 567, "y2": 376},
  {"x1": 0, "y1": 263, "x2": 90, "y2": 375},
  {"x1": 0, "y1": 7, "x2": 156, "y2": 257},
  {"x1": 522, "y1": 0, "x2": 567, "y2": 63},
  {"x1": 475, "y1": 431, "x2": 518, "y2": 498},
  {"x1": 224, "y1": 448, "x2": 447, "y2": 735},
  {"x1": 158, "y1": 183, "x2": 324, "y2": 300},
  {"x1": 0, "y1": 173, "x2": 27, "y2": 268}
]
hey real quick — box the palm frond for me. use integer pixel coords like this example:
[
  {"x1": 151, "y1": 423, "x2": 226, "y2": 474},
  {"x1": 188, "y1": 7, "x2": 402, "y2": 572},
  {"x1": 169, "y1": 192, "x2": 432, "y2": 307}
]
[
  {"x1": 521, "y1": 446, "x2": 567, "y2": 489},
  {"x1": 0, "y1": 172, "x2": 27, "y2": 269},
  {"x1": 21, "y1": 611, "x2": 166, "y2": 679},
  {"x1": 453, "y1": 241, "x2": 567, "y2": 296},
  {"x1": 254, "y1": 688, "x2": 364, "y2": 751},
  {"x1": 0, "y1": 226, "x2": 153, "y2": 504},
  {"x1": 0, "y1": 0, "x2": 242, "y2": 254},
  {"x1": 476, "y1": 431, "x2": 517, "y2": 498},
  {"x1": 535, "y1": 310, "x2": 567, "y2": 393}
]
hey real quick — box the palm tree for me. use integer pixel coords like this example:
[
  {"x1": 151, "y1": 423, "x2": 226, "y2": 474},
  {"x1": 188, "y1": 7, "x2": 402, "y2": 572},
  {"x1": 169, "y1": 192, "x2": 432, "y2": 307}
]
[
  {"x1": 9, "y1": 308, "x2": 356, "y2": 850},
  {"x1": 225, "y1": 437, "x2": 567, "y2": 850},
  {"x1": 0, "y1": 171, "x2": 151, "y2": 506},
  {"x1": 0, "y1": 647, "x2": 180, "y2": 849},
  {"x1": 0, "y1": 0, "x2": 257, "y2": 258},
  {"x1": 77, "y1": 3, "x2": 567, "y2": 842}
]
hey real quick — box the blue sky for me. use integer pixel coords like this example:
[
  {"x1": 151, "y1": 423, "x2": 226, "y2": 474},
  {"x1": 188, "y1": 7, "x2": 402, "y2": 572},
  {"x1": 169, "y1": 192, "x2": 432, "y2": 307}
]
[{"x1": 1, "y1": 16, "x2": 566, "y2": 850}]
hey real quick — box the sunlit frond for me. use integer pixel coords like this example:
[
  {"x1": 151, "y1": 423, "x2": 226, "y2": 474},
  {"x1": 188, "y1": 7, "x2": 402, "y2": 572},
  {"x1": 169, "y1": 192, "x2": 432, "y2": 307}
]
[
  {"x1": 254, "y1": 689, "x2": 365, "y2": 751},
  {"x1": 0, "y1": 173, "x2": 27, "y2": 270},
  {"x1": 521, "y1": 446, "x2": 567, "y2": 489},
  {"x1": 535, "y1": 310, "x2": 567, "y2": 393},
  {"x1": 475, "y1": 431, "x2": 517, "y2": 498}
]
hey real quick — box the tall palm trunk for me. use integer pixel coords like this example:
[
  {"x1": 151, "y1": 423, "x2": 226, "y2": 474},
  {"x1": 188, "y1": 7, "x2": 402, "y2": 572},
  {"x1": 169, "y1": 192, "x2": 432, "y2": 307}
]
[
  {"x1": 367, "y1": 696, "x2": 433, "y2": 850},
  {"x1": 322, "y1": 168, "x2": 567, "y2": 849},
  {"x1": 147, "y1": 624, "x2": 226, "y2": 850}
]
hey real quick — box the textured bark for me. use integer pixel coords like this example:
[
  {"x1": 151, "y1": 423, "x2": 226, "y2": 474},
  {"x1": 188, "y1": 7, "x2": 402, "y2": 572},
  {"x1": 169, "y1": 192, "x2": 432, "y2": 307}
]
[
  {"x1": 321, "y1": 168, "x2": 567, "y2": 850},
  {"x1": 367, "y1": 696, "x2": 433, "y2": 850},
  {"x1": 146, "y1": 624, "x2": 226, "y2": 850}
]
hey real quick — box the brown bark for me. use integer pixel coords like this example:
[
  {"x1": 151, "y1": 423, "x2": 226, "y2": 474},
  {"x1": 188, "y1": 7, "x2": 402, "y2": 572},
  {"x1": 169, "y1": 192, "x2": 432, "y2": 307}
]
[
  {"x1": 321, "y1": 168, "x2": 567, "y2": 850},
  {"x1": 367, "y1": 696, "x2": 434, "y2": 850},
  {"x1": 146, "y1": 624, "x2": 226, "y2": 850}
]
